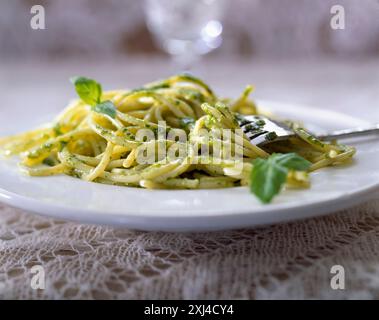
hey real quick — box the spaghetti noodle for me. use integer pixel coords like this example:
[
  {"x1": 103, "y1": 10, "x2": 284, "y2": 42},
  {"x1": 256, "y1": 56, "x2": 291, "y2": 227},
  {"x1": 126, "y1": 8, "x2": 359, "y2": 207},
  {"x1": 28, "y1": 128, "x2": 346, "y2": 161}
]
[{"x1": 0, "y1": 75, "x2": 355, "y2": 194}]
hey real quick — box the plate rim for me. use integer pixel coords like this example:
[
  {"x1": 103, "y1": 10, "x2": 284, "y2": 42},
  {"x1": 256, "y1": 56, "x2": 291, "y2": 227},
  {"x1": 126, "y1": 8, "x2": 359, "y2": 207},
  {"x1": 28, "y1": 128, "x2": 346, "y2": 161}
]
[{"x1": 0, "y1": 100, "x2": 377, "y2": 231}]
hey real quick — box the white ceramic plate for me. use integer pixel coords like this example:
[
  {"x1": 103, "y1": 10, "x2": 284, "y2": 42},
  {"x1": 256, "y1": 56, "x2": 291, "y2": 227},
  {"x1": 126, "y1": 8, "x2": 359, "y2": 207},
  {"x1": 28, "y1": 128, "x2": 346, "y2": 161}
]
[{"x1": 1, "y1": 101, "x2": 378, "y2": 232}]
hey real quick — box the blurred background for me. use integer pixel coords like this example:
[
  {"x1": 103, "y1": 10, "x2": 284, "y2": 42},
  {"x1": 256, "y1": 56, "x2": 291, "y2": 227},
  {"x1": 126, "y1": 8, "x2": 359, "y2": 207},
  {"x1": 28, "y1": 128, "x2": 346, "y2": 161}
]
[
  {"x1": 0, "y1": 0, "x2": 379, "y2": 131},
  {"x1": 1, "y1": 0, "x2": 379, "y2": 59}
]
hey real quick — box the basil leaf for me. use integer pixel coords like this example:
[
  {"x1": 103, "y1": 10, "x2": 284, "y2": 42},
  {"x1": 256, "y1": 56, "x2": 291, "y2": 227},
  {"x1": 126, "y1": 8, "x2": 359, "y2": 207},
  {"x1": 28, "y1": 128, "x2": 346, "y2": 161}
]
[
  {"x1": 275, "y1": 153, "x2": 312, "y2": 171},
  {"x1": 250, "y1": 153, "x2": 311, "y2": 204},
  {"x1": 70, "y1": 76, "x2": 102, "y2": 106},
  {"x1": 250, "y1": 157, "x2": 288, "y2": 204},
  {"x1": 93, "y1": 101, "x2": 117, "y2": 119}
]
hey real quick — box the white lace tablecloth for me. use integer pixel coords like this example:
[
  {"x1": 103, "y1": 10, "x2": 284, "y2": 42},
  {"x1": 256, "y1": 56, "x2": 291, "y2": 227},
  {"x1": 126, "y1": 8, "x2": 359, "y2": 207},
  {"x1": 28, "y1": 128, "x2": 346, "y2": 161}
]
[
  {"x1": 1, "y1": 58, "x2": 379, "y2": 299},
  {"x1": 1, "y1": 199, "x2": 379, "y2": 300}
]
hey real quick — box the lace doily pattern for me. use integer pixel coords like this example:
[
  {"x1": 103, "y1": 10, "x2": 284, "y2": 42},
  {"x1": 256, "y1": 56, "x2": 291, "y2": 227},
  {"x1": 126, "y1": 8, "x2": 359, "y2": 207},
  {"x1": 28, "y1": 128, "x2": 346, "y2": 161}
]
[{"x1": 1, "y1": 197, "x2": 379, "y2": 299}]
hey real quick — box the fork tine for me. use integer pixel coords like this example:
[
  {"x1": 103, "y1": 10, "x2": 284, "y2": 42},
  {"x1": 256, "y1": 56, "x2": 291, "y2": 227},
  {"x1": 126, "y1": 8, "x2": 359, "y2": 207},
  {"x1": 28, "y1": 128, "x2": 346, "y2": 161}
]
[{"x1": 237, "y1": 115, "x2": 295, "y2": 146}]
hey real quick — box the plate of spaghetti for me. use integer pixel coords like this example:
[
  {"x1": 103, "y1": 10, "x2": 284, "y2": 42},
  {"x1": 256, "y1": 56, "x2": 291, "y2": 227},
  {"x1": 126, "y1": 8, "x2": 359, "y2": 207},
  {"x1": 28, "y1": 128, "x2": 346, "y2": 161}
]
[{"x1": 0, "y1": 75, "x2": 378, "y2": 231}]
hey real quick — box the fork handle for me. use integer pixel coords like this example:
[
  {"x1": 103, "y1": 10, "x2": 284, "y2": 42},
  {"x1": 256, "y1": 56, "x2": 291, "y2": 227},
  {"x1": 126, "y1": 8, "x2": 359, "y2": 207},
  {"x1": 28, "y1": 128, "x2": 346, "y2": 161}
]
[{"x1": 317, "y1": 124, "x2": 379, "y2": 141}]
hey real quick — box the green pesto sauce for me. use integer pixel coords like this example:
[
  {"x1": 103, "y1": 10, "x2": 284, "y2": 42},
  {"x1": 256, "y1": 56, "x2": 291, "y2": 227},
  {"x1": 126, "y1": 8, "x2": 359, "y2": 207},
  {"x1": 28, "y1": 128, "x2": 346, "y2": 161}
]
[{"x1": 265, "y1": 131, "x2": 278, "y2": 141}]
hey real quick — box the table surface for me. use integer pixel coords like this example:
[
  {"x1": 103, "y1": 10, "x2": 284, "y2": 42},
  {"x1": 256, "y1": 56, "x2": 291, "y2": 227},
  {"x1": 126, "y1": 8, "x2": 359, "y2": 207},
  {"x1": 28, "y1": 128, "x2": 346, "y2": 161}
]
[{"x1": 1, "y1": 57, "x2": 379, "y2": 299}]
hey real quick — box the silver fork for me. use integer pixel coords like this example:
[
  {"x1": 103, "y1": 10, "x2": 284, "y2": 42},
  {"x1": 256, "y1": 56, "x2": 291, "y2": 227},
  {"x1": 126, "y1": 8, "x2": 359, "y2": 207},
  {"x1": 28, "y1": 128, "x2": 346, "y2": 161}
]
[{"x1": 237, "y1": 115, "x2": 379, "y2": 146}]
